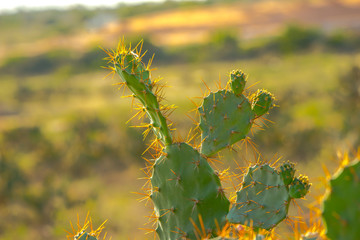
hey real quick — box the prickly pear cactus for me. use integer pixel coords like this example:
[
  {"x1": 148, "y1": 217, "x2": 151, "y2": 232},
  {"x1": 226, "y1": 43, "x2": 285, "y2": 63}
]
[
  {"x1": 322, "y1": 156, "x2": 360, "y2": 240},
  {"x1": 104, "y1": 40, "x2": 298, "y2": 239},
  {"x1": 199, "y1": 70, "x2": 275, "y2": 156},
  {"x1": 106, "y1": 41, "x2": 231, "y2": 239},
  {"x1": 227, "y1": 162, "x2": 310, "y2": 230}
]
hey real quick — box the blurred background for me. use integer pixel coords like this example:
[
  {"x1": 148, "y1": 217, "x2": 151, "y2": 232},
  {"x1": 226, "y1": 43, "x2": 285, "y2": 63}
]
[{"x1": 0, "y1": 0, "x2": 360, "y2": 239}]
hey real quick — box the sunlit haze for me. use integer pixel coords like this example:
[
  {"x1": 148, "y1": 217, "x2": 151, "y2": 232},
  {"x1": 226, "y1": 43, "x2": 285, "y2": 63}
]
[{"x1": 0, "y1": 0, "x2": 164, "y2": 12}]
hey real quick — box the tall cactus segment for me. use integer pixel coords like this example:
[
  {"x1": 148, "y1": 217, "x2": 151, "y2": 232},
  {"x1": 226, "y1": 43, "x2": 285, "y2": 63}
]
[
  {"x1": 322, "y1": 156, "x2": 360, "y2": 240},
  {"x1": 199, "y1": 70, "x2": 275, "y2": 157},
  {"x1": 227, "y1": 162, "x2": 310, "y2": 230},
  {"x1": 111, "y1": 43, "x2": 172, "y2": 145},
  {"x1": 106, "y1": 41, "x2": 229, "y2": 239}
]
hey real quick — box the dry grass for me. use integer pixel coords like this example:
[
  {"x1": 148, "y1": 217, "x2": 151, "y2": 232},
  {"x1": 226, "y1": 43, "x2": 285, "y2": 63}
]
[{"x1": 1, "y1": 0, "x2": 360, "y2": 61}]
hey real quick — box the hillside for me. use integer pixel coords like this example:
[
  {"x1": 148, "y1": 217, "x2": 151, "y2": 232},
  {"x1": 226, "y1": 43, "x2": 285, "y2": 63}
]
[{"x1": 1, "y1": 0, "x2": 359, "y2": 62}]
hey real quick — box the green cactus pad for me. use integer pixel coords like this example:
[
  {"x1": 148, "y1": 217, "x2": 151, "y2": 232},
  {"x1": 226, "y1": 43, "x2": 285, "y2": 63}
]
[
  {"x1": 280, "y1": 161, "x2": 296, "y2": 186},
  {"x1": 251, "y1": 89, "x2": 275, "y2": 117},
  {"x1": 151, "y1": 143, "x2": 230, "y2": 239},
  {"x1": 199, "y1": 72, "x2": 274, "y2": 157},
  {"x1": 322, "y1": 158, "x2": 360, "y2": 240},
  {"x1": 230, "y1": 70, "x2": 247, "y2": 95},
  {"x1": 288, "y1": 175, "x2": 311, "y2": 199},
  {"x1": 227, "y1": 164, "x2": 291, "y2": 230},
  {"x1": 199, "y1": 90, "x2": 255, "y2": 156}
]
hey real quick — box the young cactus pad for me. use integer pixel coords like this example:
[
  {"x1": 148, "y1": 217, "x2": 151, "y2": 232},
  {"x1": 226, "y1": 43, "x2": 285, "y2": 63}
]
[
  {"x1": 198, "y1": 70, "x2": 275, "y2": 156},
  {"x1": 227, "y1": 162, "x2": 310, "y2": 230},
  {"x1": 322, "y1": 157, "x2": 360, "y2": 240}
]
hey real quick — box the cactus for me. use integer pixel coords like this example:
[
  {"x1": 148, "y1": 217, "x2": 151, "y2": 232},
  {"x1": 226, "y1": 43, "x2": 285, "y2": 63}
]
[
  {"x1": 227, "y1": 162, "x2": 310, "y2": 230},
  {"x1": 105, "y1": 41, "x2": 233, "y2": 239},
  {"x1": 322, "y1": 155, "x2": 360, "y2": 240},
  {"x1": 67, "y1": 214, "x2": 108, "y2": 240},
  {"x1": 151, "y1": 143, "x2": 229, "y2": 239},
  {"x1": 104, "y1": 40, "x2": 312, "y2": 239},
  {"x1": 199, "y1": 70, "x2": 274, "y2": 156}
]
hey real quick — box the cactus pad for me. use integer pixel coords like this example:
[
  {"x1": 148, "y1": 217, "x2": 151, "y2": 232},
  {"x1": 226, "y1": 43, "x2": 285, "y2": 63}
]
[
  {"x1": 227, "y1": 164, "x2": 291, "y2": 230},
  {"x1": 151, "y1": 143, "x2": 230, "y2": 239},
  {"x1": 230, "y1": 70, "x2": 247, "y2": 95},
  {"x1": 251, "y1": 89, "x2": 275, "y2": 117},
  {"x1": 198, "y1": 73, "x2": 274, "y2": 157},
  {"x1": 199, "y1": 90, "x2": 255, "y2": 156},
  {"x1": 322, "y1": 158, "x2": 360, "y2": 240},
  {"x1": 279, "y1": 161, "x2": 296, "y2": 186},
  {"x1": 288, "y1": 175, "x2": 311, "y2": 199}
]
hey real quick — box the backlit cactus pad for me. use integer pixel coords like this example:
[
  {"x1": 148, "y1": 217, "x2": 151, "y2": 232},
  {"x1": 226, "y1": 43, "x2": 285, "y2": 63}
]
[
  {"x1": 227, "y1": 162, "x2": 310, "y2": 230},
  {"x1": 198, "y1": 71, "x2": 275, "y2": 156}
]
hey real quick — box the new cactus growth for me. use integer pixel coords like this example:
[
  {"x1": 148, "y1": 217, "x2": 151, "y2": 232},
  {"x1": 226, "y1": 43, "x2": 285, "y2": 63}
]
[
  {"x1": 322, "y1": 155, "x2": 360, "y2": 240},
  {"x1": 227, "y1": 162, "x2": 310, "y2": 230},
  {"x1": 229, "y1": 70, "x2": 246, "y2": 95},
  {"x1": 251, "y1": 89, "x2": 274, "y2": 117},
  {"x1": 289, "y1": 175, "x2": 311, "y2": 199},
  {"x1": 279, "y1": 161, "x2": 295, "y2": 186}
]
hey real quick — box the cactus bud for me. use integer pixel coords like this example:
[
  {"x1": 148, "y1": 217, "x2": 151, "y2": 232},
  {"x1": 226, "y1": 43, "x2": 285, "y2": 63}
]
[
  {"x1": 229, "y1": 70, "x2": 247, "y2": 95},
  {"x1": 279, "y1": 161, "x2": 296, "y2": 185},
  {"x1": 251, "y1": 89, "x2": 275, "y2": 116},
  {"x1": 289, "y1": 175, "x2": 311, "y2": 199}
]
